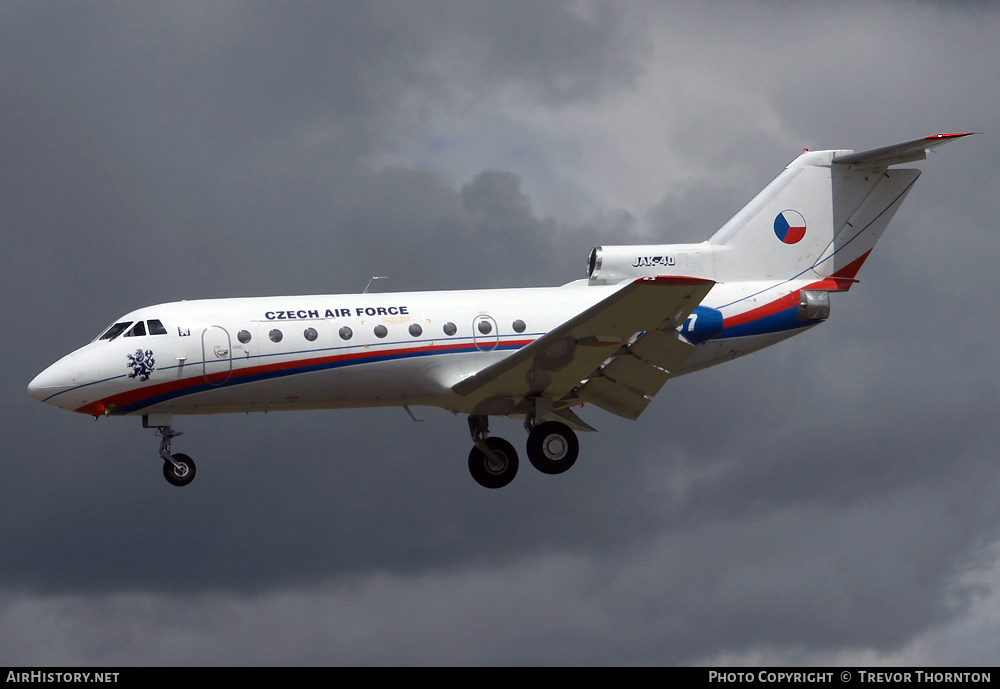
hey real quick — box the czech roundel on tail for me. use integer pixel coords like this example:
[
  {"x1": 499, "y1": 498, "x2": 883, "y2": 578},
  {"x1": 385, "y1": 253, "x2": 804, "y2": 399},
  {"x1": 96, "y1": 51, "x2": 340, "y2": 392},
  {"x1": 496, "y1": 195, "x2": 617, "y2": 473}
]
[{"x1": 28, "y1": 133, "x2": 973, "y2": 488}]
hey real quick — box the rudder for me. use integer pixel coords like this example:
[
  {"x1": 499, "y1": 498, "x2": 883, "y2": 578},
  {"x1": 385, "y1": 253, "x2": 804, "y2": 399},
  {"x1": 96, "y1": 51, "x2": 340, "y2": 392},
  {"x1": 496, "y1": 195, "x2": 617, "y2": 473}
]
[{"x1": 708, "y1": 149, "x2": 920, "y2": 285}]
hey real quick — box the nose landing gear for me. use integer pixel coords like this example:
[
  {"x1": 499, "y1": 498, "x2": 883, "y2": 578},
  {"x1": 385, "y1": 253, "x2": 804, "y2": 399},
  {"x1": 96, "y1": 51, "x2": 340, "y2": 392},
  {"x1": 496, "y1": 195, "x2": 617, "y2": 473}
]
[
  {"x1": 145, "y1": 415, "x2": 197, "y2": 487},
  {"x1": 162, "y1": 450, "x2": 196, "y2": 487}
]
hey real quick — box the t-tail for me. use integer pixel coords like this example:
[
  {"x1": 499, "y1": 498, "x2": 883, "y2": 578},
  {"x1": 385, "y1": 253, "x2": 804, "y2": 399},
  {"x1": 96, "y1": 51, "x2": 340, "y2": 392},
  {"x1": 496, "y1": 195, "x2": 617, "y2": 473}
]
[
  {"x1": 587, "y1": 133, "x2": 972, "y2": 288},
  {"x1": 585, "y1": 133, "x2": 972, "y2": 362}
]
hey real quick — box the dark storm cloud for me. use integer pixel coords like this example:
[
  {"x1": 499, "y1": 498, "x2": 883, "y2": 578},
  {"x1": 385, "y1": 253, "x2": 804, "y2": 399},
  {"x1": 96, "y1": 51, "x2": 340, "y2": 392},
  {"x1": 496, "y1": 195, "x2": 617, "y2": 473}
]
[
  {"x1": 1, "y1": 1, "x2": 638, "y2": 303},
  {"x1": 425, "y1": 1, "x2": 639, "y2": 105},
  {"x1": 3, "y1": 0, "x2": 1000, "y2": 666},
  {"x1": 1, "y1": 0, "x2": 642, "y2": 592}
]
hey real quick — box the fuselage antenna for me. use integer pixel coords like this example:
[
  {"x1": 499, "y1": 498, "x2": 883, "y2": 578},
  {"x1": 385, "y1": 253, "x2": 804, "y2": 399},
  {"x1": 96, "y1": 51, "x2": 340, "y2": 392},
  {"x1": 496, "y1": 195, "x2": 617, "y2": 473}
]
[{"x1": 363, "y1": 276, "x2": 388, "y2": 294}]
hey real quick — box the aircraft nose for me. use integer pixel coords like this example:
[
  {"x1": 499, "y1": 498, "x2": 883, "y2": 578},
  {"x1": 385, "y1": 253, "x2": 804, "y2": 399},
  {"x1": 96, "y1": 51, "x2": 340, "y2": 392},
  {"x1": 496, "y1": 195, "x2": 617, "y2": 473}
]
[
  {"x1": 27, "y1": 373, "x2": 43, "y2": 401},
  {"x1": 28, "y1": 358, "x2": 74, "y2": 404}
]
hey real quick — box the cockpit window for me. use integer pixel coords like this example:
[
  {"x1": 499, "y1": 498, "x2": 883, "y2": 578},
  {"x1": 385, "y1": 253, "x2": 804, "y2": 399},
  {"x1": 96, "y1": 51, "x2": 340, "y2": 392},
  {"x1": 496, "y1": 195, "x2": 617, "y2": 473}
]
[
  {"x1": 99, "y1": 321, "x2": 133, "y2": 341},
  {"x1": 148, "y1": 319, "x2": 168, "y2": 335},
  {"x1": 124, "y1": 321, "x2": 146, "y2": 337}
]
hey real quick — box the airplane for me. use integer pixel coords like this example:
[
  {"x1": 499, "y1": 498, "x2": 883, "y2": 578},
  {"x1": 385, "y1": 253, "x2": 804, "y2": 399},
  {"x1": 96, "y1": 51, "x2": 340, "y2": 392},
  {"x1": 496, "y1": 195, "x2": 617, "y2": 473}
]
[{"x1": 28, "y1": 133, "x2": 971, "y2": 489}]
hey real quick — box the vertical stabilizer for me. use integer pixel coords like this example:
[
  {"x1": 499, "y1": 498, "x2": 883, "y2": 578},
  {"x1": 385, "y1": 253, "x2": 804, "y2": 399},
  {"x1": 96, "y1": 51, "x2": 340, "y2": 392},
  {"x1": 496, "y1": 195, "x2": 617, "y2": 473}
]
[{"x1": 707, "y1": 133, "x2": 971, "y2": 285}]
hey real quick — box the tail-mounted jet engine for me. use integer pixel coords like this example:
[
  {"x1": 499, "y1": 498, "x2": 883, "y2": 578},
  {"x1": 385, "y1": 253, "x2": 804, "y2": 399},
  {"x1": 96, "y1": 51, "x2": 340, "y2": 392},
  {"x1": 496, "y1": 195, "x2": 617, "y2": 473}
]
[
  {"x1": 587, "y1": 243, "x2": 711, "y2": 285},
  {"x1": 797, "y1": 290, "x2": 831, "y2": 322}
]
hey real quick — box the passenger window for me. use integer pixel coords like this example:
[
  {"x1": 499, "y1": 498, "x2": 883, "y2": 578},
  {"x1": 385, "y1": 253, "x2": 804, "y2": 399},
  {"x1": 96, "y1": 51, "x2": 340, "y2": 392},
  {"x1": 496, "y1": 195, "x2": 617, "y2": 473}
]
[
  {"x1": 408, "y1": 323, "x2": 422, "y2": 337},
  {"x1": 477, "y1": 320, "x2": 493, "y2": 335},
  {"x1": 303, "y1": 327, "x2": 318, "y2": 342},
  {"x1": 512, "y1": 319, "x2": 526, "y2": 333},
  {"x1": 99, "y1": 321, "x2": 133, "y2": 340},
  {"x1": 269, "y1": 329, "x2": 283, "y2": 343},
  {"x1": 339, "y1": 327, "x2": 353, "y2": 341},
  {"x1": 374, "y1": 325, "x2": 388, "y2": 338},
  {"x1": 124, "y1": 321, "x2": 146, "y2": 337},
  {"x1": 443, "y1": 322, "x2": 457, "y2": 336},
  {"x1": 238, "y1": 330, "x2": 252, "y2": 344},
  {"x1": 147, "y1": 320, "x2": 168, "y2": 335}
]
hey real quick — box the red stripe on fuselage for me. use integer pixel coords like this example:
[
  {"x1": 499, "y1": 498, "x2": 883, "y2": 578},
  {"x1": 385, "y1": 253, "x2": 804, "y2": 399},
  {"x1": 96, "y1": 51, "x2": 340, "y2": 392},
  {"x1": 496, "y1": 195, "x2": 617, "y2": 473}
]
[
  {"x1": 722, "y1": 250, "x2": 873, "y2": 329},
  {"x1": 73, "y1": 338, "x2": 535, "y2": 416},
  {"x1": 722, "y1": 278, "x2": 841, "y2": 328}
]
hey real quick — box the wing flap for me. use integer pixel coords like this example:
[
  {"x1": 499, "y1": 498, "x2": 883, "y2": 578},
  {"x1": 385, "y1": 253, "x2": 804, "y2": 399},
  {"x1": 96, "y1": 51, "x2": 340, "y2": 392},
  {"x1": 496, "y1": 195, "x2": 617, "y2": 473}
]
[
  {"x1": 572, "y1": 327, "x2": 699, "y2": 421},
  {"x1": 627, "y1": 327, "x2": 696, "y2": 372},
  {"x1": 574, "y1": 376, "x2": 651, "y2": 421},
  {"x1": 597, "y1": 354, "x2": 671, "y2": 397}
]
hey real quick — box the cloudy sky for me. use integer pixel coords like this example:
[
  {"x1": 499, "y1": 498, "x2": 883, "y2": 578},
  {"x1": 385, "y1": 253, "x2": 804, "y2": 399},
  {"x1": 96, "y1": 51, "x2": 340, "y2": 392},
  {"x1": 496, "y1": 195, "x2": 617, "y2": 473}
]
[{"x1": 3, "y1": 0, "x2": 999, "y2": 666}]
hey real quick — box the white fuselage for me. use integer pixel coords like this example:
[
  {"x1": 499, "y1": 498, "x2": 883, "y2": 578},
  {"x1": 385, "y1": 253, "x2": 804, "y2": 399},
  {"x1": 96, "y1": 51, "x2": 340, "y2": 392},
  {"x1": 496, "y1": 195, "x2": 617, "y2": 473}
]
[{"x1": 28, "y1": 277, "x2": 824, "y2": 420}]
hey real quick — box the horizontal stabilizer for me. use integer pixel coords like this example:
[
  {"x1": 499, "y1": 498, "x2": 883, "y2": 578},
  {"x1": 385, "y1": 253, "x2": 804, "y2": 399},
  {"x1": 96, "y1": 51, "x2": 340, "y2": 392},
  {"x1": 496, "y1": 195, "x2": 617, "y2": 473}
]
[{"x1": 833, "y1": 132, "x2": 973, "y2": 170}]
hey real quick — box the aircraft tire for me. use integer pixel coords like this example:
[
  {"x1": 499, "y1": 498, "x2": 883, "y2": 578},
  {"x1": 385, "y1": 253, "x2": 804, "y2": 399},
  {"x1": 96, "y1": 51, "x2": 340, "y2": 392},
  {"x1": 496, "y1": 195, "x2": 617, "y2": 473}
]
[
  {"x1": 526, "y1": 421, "x2": 579, "y2": 475},
  {"x1": 163, "y1": 453, "x2": 196, "y2": 487},
  {"x1": 468, "y1": 437, "x2": 518, "y2": 489}
]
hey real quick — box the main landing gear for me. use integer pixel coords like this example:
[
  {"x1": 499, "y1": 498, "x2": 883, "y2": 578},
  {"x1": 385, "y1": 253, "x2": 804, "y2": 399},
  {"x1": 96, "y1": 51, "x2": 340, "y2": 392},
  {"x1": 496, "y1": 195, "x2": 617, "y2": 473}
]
[
  {"x1": 525, "y1": 421, "x2": 579, "y2": 475},
  {"x1": 145, "y1": 415, "x2": 196, "y2": 487},
  {"x1": 468, "y1": 415, "x2": 519, "y2": 489},
  {"x1": 466, "y1": 414, "x2": 580, "y2": 489}
]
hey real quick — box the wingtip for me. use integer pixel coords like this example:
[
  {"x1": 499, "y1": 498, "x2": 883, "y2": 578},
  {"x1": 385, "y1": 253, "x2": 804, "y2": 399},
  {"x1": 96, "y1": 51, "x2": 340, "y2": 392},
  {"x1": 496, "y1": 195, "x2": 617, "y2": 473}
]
[{"x1": 924, "y1": 132, "x2": 975, "y2": 140}]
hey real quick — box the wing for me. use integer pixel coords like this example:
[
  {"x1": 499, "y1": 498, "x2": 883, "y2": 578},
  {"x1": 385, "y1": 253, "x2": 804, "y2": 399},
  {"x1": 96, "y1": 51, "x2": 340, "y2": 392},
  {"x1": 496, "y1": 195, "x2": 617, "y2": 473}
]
[{"x1": 453, "y1": 276, "x2": 714, "y2": 424}]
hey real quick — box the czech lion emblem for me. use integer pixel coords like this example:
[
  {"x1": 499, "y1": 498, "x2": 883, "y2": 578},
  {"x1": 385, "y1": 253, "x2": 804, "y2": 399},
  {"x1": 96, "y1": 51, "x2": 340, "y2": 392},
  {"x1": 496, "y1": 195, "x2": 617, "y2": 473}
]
[{"x1": 127, "y1": 349, "x2": 156, "y2": 382}]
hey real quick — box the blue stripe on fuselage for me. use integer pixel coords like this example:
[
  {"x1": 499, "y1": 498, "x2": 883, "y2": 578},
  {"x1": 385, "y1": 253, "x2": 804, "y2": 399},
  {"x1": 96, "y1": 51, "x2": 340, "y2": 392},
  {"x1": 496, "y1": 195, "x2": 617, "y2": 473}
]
[
  {"x1": 110, "y1": 340, "x2": 526, "y2": 415},
  {"x1": 717, "y1": 305, "x2": 812, "y2": 339}
]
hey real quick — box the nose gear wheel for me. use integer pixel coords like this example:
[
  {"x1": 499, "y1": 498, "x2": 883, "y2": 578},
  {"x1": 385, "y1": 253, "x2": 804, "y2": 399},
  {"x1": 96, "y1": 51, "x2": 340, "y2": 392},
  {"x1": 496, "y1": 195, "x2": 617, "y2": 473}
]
[{"x1": 163, "y1": 453, "x2": 196, "y2": 487}]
